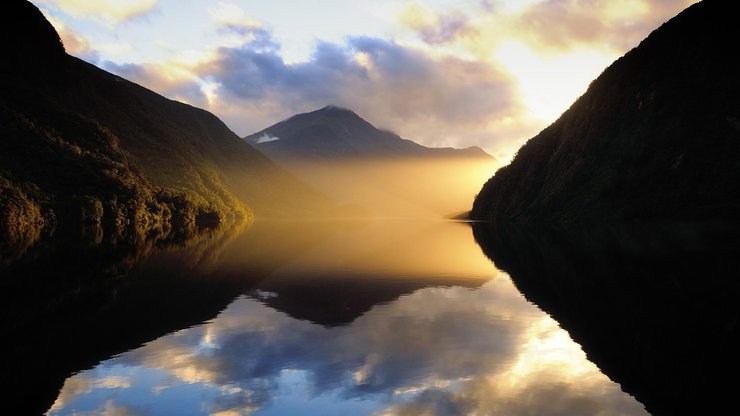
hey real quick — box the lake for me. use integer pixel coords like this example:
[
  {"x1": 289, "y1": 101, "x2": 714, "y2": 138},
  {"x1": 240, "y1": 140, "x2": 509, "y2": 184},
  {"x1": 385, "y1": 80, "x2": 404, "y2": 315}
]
[{"x1": 4, "y1": 219, "x2": 652, "y2": 415}]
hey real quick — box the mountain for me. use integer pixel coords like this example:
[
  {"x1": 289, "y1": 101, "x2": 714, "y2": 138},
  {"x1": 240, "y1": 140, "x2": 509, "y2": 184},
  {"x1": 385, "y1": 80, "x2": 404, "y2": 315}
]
[
  {"x1": 0, "y1": 1, "x2": 329, "y2": 253},
  {"x1": 471, "y1": 0, "x2": 740, "y2": 223},
  {"x1": 245, "y1": 105, "x2": 492, "y2": 161},
  {"x1": 245, "y1": 105, "x2": 497, "y2": 217}
]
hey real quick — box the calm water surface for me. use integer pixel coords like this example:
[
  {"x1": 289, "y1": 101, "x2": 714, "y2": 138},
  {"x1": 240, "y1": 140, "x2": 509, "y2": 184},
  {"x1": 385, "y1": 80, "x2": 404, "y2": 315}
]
[{"x1": 44, "y1": 220, "x2": 647, "y2": 415}]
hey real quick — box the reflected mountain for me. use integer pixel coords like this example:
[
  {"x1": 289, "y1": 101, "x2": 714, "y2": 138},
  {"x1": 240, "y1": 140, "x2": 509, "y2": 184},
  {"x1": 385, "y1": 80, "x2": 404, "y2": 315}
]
[
  {"x1": 3, "y1": 219, "x2": 497, "y2": 414},
  {"x1": 1, "y1": 220, "x2": 255, "y2": 415},
  {"x1": 46, "y1": 228, "x2": 647, "y2": 416},
  {"x1": 250, "y1": 273, "x2": 486, "y2": 327},
  {"x1": 244, "y1": 220, "x2": 494, "y2": 326},
  {"x1": 472, "y1": 220, "x2": 740, "y2": 415}
]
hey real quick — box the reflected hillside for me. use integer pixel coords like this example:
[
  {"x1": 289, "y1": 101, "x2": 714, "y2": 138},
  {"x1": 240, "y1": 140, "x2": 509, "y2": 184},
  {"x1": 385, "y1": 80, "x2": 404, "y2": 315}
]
[
  {"x1": 3, "y1": 218, "x2": 498, "y2": 414},
  {"x1": 472, "y1": 221, "x2": 740, "y2": 415},
  {"x1": 1, "y1": 218, "x2": 253, "y2": 415}
]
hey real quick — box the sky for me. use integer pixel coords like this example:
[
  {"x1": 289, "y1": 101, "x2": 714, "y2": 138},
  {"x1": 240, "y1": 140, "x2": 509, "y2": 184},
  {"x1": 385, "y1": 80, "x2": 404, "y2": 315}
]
[{"x1": 33, "y1": 0, "x2": 696, "y2": 161}]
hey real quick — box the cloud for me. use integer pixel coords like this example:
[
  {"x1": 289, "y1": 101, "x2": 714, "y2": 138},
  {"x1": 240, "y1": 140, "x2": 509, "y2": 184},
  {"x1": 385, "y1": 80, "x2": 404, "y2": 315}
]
[
  {"x1": 387, "y1": 0, "x2": 698, "y2": 158},
  {"x1": 209, "y1": 3, "x2": 277, "y2": 51},
  {"x1": 432, "y1": 0, "x2": 697, "y2": 55},
  {"x1": 505, "y1": 0, "x2": 697, "y2": 53},
  {"x1": 53, "y1": 0, "x2": 698, "y2": 162},
  {"x1": 91, "y1": 400, "x2": 144, "y2": 416},
  {"x1": 253, "y1": 134, "x2": 280, "y2": 144},
  {"x1": 102, "y1": 60, "x2": 209, "y2": 107},
  {"x1": 43, "y1": 11, "x2": 99, "y2": 62},
  {"x1": 50, "y1": 278, "x2": 647, "y2": 415},
  {"x1": 48, "y1": 376, "x2": 92, "y2": 412},
  {"x1": 383, "y1": 378, "x2": 646, "y2": 416},
  {"x1": 37, "y1": 0, "x2": 157, "y2": 25},
  {"x1": 384, "y1": 389, "x2": 474, "y2": 416},
  {"x1": 399, "y1": 2, "x2": 477, "y2": 45},
  {"x1": 194, "y1": 28, "x2": 519, "y2": 153}
]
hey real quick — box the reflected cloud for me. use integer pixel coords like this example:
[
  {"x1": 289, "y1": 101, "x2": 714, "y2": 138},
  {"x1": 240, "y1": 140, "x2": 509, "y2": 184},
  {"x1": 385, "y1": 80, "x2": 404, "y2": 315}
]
[
  {"x1": 50, "y1": 275, "x2": 647, "y2": 415},
  {"x1": 49, "y1": 377, "x2": 92, "y2": 412}
]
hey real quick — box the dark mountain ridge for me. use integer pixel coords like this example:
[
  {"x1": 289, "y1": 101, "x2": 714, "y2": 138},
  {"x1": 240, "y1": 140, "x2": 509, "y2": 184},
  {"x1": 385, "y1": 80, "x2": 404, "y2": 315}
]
[
  {"x1": 471, "y1": 0, "x2": 740, "y2": 223},
  {"x1": 245, "y1": 105, "x2": 492, "y2": 161},
  {"x1": 1, "y1": 1, "x2": 330, "y2": 256}
]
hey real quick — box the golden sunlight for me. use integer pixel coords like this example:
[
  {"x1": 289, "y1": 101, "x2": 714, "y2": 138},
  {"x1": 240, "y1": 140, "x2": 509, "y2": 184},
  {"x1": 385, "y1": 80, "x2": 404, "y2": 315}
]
[{"x1": 494, "y1": 40, "x2": 615, "y2": 124}]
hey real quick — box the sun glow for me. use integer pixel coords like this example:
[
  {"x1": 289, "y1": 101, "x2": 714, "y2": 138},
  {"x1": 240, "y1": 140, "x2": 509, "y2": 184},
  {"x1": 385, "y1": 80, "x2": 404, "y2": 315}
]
[{"x1": 494, "y1": 40, "x2": 614, "y2": 123}]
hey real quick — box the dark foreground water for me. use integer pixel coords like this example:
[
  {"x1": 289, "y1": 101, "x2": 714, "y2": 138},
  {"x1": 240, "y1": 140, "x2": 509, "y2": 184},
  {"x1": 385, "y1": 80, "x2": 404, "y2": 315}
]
[{"x1": 6, "y1": 218, "x2": 739, "y2": 415}]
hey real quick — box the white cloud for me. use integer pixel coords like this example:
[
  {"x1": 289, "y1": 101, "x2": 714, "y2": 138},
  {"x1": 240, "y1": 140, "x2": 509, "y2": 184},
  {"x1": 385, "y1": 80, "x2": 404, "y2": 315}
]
[
  {"x1": 254, "y1": 134, "x2": 280, "y2": 144},
  {"x1": 43, "y1": 10, "x2": 99, "y2": 62},
  {"x1": 38, "y1": 0, "x2": 157, "y2": 26}
]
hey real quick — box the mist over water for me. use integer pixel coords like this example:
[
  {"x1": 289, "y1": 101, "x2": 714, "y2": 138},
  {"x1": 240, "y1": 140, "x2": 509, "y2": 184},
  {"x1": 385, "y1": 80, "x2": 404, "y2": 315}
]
[{"x1": 261, "y1": 157, "x2": 499, "y2": 219}]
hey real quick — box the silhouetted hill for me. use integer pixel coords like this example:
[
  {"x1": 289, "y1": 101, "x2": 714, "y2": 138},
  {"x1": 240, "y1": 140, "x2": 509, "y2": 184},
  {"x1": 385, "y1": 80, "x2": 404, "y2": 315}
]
[
  {"x1": 5, "y1": 1, "x2": 64, "y2": 62},
  {"x1": 0, "y1": 1, "x2": 330, "y2": 255},
  {"x1": 245, "y1": 105, "x2": 492, "y2": 161},
  {"x1": 471, "y1": 0, "x2": 740, "y2": 223}
]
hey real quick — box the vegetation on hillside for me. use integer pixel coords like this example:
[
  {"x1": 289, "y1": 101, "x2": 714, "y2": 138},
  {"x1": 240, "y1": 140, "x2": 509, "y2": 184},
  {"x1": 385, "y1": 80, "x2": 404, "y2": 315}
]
[
  {"x1": 1, "y1": 1, "x2": 332, "y2": 258},
  {"x1": 0, "y1": 102, "x2": 230, "y2": 262}
]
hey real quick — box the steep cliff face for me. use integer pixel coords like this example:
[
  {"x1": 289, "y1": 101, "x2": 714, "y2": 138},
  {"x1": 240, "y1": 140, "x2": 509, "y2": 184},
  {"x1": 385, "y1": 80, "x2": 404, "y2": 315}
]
[{"x1": 471, "y1": 0, "x2": 740, "y2": 223}]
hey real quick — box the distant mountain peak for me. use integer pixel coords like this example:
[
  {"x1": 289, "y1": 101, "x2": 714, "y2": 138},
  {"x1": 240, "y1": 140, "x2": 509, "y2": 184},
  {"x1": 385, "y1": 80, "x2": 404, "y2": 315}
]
[
  {"x1": 245, "y1": 107, "x2": 493, "y2": 161},
  {"x1": 310, "y1": 105, "x2": 362, "y2": 120},
  {"x1": 319, "y1": 104, "x2": 353, "y2": 112}
]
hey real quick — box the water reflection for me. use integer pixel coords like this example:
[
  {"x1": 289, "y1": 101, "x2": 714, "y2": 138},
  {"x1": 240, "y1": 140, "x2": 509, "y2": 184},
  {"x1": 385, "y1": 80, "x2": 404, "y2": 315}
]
[
  {"x1": 472, "y1": 221, "x2": 740, "y2": 416},
  {"x1": 46, "y1": 220, "x2": 646, "y2": 415},
  {"x1": 2, "y1": 218, "x2": 255, "y2": 414}
]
